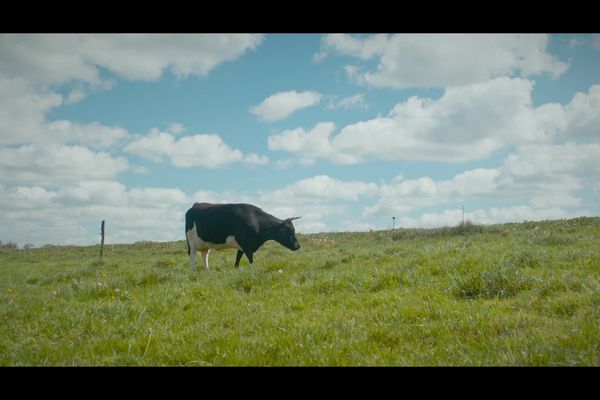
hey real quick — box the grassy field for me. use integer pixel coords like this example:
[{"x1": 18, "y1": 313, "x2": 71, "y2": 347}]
[{"x1": 1, "y1": 217, "x2": 599, "y2": 366}]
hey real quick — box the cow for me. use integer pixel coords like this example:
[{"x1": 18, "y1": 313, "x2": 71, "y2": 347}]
[{"x1": 185, "y1": 202, "x2": 301, "y2": 271}]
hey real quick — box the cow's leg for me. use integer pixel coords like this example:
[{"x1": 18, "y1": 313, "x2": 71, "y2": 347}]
[
  {"x1": 186, "y1": 228, "x2": 196, "y2": 272},
  {"x1": 246, "y1": 251, "x2": 254, "y2": 267},
  {"x1": 234, "y1": 250, "x2": 244, "y2": 268},
  {"x1": 189, "y1": 250, "x2": 196, "y2": 272},
  {"x1": 201, "y1": 250, "x2": 210, "y2": 269},
  {"x1": 237, "y1": 238, "x2": 255, "y2": 267}
]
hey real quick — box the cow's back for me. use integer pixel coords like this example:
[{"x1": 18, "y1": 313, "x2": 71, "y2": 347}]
[{"x1": 185, "y1": 203, "x2": 263, "y2": 244}]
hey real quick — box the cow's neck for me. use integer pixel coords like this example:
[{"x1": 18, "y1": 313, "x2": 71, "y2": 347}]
[{"x1": 257, "y1": 218, "x2": 283, "y2": 246}]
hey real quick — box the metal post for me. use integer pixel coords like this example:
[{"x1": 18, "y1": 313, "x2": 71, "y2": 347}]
[
  {"x1": 100, "y1": 220, "x2": 105, "y2": 258},
  {"x1": 392, "y1": 216, "x2": 396, "y2": 231}
]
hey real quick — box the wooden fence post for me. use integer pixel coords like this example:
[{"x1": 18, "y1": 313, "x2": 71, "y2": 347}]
[{"x1": 100, "y1": 220, "x2": 105, "y2": 258}]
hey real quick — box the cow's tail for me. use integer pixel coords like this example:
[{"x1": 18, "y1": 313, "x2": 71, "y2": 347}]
[{"x1": 185, "y1": 208, "x2": 194, "y2": 256}]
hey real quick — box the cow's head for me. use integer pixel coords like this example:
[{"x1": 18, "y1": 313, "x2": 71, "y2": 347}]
[{"x1": 276, "y1": 217, "x2": 301, "y2": 251}]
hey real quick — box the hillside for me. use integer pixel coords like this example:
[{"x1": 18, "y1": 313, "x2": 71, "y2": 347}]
[{"x1": 1, "y1": 217, "x2": 599, "y2": 365}]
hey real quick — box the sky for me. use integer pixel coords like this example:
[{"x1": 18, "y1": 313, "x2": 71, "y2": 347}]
[{"x1": 1, "y1": 33, "x2": 600, "y2": 247}]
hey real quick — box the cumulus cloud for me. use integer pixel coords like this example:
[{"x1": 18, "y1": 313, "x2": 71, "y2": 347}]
[
  {"x1": 0, "y1": 34, "x2": 264, "y2": 85},
  {"x1": 318, "y1": 34, "x2": 569, "y2": 88},
  {"x1": 397, "y1": 205, "x2": 591, "y2": 229},
  {"x1": 328, "y1": 94, "x2": 367, "y2": 110},
  {"x1": 502, "y1": 143, "x2": 600, "y2": 180},
  {"x1": 0, "y1": 34, "x2": 269, "y2": 245},
  {"x1": 4, "y1": 141, "x2": 595, "y2": 246},
  {"x1": 1, "y1": 35, "x2": 264, "y2": 147},
  {"x1": 254, "y1": 175, "x2": 377, "y2": 234},
  {"x1": 364, "y1": 169, "x2": 504, "y2": 218},
  {"x1": 270, "y1": 81, "x2": 600, "y2": 167},
  {"x1": 316, "y1": 34, "x2": 391, "y2": 61},
  {"x1": 364, "y1": 142, "x2": 600, "y2": 219},
  {"x1": 267, "y1": 122, "x2": 337, "y2": 165},
  {"x1": 250, "y1": 90, "x2": 322, "y2": 122},
  {"x1": 0, "y1": 144, "x2": 129, "y2": 186},
  {"x1": 124, "y1": 128, "x2": 268, "y2": 168},
  {"x1": 0, "y1": 180, "x2": 192, "y2": 246},
  {"x1": 195, "y1": 142, "x2": 598, "y2": 232},
  {"x1": 563, "y1": 85, "x2": 600, "y2": 141},
  {"x1": 269, "y1": 77, "x2": 568, "y2": 164},
  {"x1": 0, "y1": 77, "x2": 62, "y2": 145},
  {"x1": 265, "y1": 175, "x2": 377, "y2": 203}
]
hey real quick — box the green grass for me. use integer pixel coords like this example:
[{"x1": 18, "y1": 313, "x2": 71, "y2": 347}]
[{"x1": 1, "y1": 217, "x2": 599, "y2": 365}]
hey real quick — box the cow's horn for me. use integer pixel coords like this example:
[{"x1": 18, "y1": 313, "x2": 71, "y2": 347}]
[{"x1": 286, "y1": 216, "x2": 302, "y2": 221}]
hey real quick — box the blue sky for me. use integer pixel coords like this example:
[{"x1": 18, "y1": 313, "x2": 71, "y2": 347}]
[{"x1": 1, "y1": 34, "x2": 599, "y2": 246}]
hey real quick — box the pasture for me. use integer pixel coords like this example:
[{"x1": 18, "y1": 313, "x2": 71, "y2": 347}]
[{"x1": 1, "y1": 217, "x2": 599, "y2": 365}]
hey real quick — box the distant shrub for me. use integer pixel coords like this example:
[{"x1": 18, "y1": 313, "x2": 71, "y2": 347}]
[
  {"x1": 0, "y1": 241, "x2": 18, "y2": 250},
  {"x1": 449, "y1": 220, "x2": 487, "y2": 236},
  {"x1": 389, "y1": 220, "x2": 484, "y2": 241}
]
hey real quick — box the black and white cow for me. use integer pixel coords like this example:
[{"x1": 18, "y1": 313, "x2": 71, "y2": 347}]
[{"x1": 185, "y1": 202, "x2": 301, "y2": 271}]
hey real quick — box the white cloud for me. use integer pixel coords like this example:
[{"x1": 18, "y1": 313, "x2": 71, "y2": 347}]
[
  {"x1": 0, "y1": 34, "x2": 264, "y2": 149},
  {"x1": 0, "y1": 144, "x2": 129, "y2": 187},
  {"x1": 0, "y1": 77, "x2": 129, "y2": 150},
  {"x1": 364, "y1": 142, "x2": 600, "y2": 219},
  {"x1": 501, "y1": 143, "x2": 600, "y2": 180},
  {"x1": 57, "y1": 180, "x2": 129, "y2": 206},
  {"x1": 0, "y1": 180, "x2": 192, "y2": 246},
  {"x1": 3, "y1": 143, "x2": 596, "y2": 246},
  {"x1": 270, "y1": 77, "x2": 564, "y2": 164},
  {"x1": 124, "y1": 128, "x2": 268, "y2": 169},
  {"x1": 268, "y1": 122, "x2": 337, "y2": 165},
  {"x1": 295, "y1": 220, "x2": 328, "y2": 234},
  {"x1": 47, "y1": 120, "x2": 129, "y2": 149},
  {"x1": 344, "y1": 65, "x2": 366, "y2": 85},
  {"x1": 563, "y1": 85, "x2": 600, "y2": 141},
  {"x1": 319, "y1": 34, "x2": 569, "y2": 89},
  {"x1": 328, "y1": 94, "x2": 367, "y2": 110},
  {"x1": 318, "y1": 34, "x2": 391, "y2": 61},
  {"x1": 9, "y1": 186, "x2": 57, "y2": 208},
  {"x1": 0, "y1": 35, "x2": 270, "y2": 245},
  {"x1": 243, "y1": 153, "x2": 269, "y2": 165},
  {"x1": 250, "y1": 90, "x2": 322, "y2": 122},
  {"x1": 266, "y1": 175, "x2": 377, "y2": 203},
  {"x1": 364, "y1": 169, "x2": 503, "y2": 218},
  {"x1": 397, "y1": 205, "x2": 587, "y2": 229},
  {"x1": 166, "y1": 122, "x2": 186, "y2": 135},
  {"x1": 254, "y1": 175, "x2": 377, "y2": 234},
  {"x1": 192, "y1": 190, "x2": 252, "y2": 205},
  {"x1": 0, "y1": 78, "x2": 62, "y2": 145},
  {"x1": 343, "y1": 220, "x2": 376, "y2": 232},
  {"x1": 0, "y1": 34, "x2": 264, "y2": 85}
]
